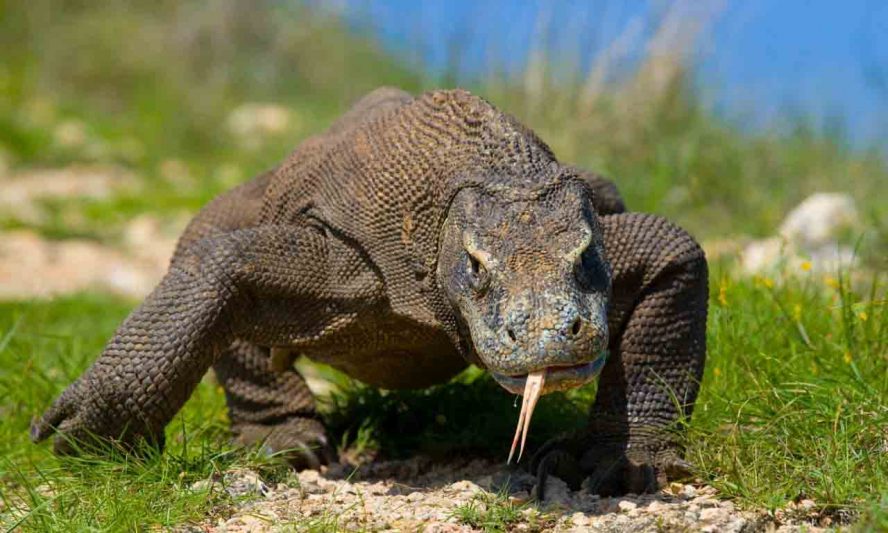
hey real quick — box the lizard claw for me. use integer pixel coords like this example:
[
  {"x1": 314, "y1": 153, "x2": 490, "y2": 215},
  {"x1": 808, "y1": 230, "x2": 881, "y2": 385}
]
[
  {"x1": 529, "y1": 431, "x2": 694, "y2": 498},
  {"x1": 232, "y1": 418, "x2": 338, "y2": 471},
  {"x1": 31, "y1": 377, "x2": 164, "y2": 457}
]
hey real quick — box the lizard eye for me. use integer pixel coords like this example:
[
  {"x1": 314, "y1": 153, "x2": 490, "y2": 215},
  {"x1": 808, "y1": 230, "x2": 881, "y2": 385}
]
[
  {"x1": 466, "y1": 253, "x2": 490, "y2": 292},
  {"x1": 574, "y1": 244, "x2": 609, "y2": 293}
]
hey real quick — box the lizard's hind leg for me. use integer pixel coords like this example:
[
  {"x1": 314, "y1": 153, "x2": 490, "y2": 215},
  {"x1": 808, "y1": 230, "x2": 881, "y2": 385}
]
[{"x1": 213, "y1": 340, "x2": 336, "y2": 469}]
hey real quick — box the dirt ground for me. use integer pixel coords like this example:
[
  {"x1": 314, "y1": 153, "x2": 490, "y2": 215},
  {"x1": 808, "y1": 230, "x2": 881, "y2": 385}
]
[{"x1": 187, "y1": 457, "x2": 838, "y2": 532}]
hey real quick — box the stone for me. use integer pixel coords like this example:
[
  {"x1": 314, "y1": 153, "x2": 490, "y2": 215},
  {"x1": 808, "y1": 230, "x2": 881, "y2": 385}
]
[
  {"x1": 223, "y1": 469, "x2": 269, "y2": 499},
  {"x1": 719, "y1": 500, "x2": 736, "y2": 512},
  {"x1": 779, "y1": 193, "x2": 858, "y2": 249},
  {"x1": 617, "y1": 500, "x2": 638, "y2": 512},
  {"x1": 189, "y1": 479, "x2": 214, "y2": 493},
  {"x1": 741, "y1": 192, "x2": 860, "y2": 274},
  {"x1": 699, "y1": 507, "x2": 724, "y2": 522},
  {"x1": 570, "y1": 512, "x2": 591, "y2": 526}
]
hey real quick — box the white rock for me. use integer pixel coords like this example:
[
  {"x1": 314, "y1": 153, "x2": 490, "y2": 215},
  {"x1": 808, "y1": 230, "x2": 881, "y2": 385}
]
[
  {"x1": 719, "y1": 500, "x2": 736, "y2": 512},
  {"x1": 570, "y1": 512, "x2": 591, "y2": 526},
  {"x1": 741, "y1": 192, "x2": 860, "y2": 275},
  {"x1": 740, "y1": 237, "x2": 786, "y2": 273},
  {"x1": 680, "y1": 484, "x2": 698, "y2": 499},
  {"x1": 617, "y1": 499, "x2": 638, "y2": 512},
  {"x1": 224, "y1": 470, "x2": 269, "y2": 499},
  {"x1": 699, "y1": 507, "x2": 724, "y2": 522},
  {"x1": 798, "y1": 498, "x2": 816, "y2": 511},
  {"x1": 779, "y1": 193, "x2": 858, "y2": 249}
]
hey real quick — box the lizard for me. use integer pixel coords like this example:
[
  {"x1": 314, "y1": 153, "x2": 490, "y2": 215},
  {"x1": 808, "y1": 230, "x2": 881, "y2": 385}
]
[{"x1": 31, "y1": 87, "x2": 708, "y2": 496}]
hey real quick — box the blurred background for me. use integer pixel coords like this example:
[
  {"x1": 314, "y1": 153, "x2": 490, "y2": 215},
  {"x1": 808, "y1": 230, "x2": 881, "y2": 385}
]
[{"x1": 0, "y1": 0, "x2": 885, "y2": 299}]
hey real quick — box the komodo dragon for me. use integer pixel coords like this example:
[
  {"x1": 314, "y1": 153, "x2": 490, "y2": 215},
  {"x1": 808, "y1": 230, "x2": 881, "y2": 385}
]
[{"x1": 32, "y1": 87, "x2": 707, "y2": 496}]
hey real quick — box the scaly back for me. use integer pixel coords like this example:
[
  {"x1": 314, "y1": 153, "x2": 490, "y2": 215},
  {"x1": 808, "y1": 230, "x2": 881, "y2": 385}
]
[{"x1": 260, "y1": 88, "x2": 563, "y2": 337}]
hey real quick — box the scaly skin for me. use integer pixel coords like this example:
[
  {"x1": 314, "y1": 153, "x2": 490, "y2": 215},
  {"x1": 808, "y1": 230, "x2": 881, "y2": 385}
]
[{"x1": 32, "y1": 87, "x2": 707, "y2": 495}]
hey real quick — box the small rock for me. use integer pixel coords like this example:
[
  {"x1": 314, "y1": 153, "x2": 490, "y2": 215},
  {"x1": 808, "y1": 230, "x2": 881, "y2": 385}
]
[
  {"x1": 741, "y1": 192, "x2": 860, "y2": 274},
  {"x1": 224, "y1": 469, "x2": 269, "y2": 499},
  {"x1": 698, "y1": 485, "x2": 718, "y2": 496},
  {"x1": 779, "y1": 193, "x2": 858, "y2": 249},
  {"x1": 646, "y1": 500, "x2": 667, "y2": 513},
  {"x1": 617, "y1": 500, "x2": 638, "y2": 512},
  {"x1": 726, "y1": 517, "x2": 748, "y2": 532},
  {"x1": 680, "y1": 484, "x2": 698, "y2": 499},
  {"x1": 699, "y1": 507, "x2": 724, "y2": 522},
  {"x1": 189, "y1": 479, "x2": 214, "y2": 493},
  {"x1": 692, "y1": 495, "x2": 719, "y2": 507},
  {"x1": 798, "y1": 498, "x2": 816, "y2": 511},
  {"x1": 449, "y1": 480, "x2": 483, "y2": 494},
  {"x1": 666, "y1": 482, "x2": 684, "y2": 495},
  {"x1": 569, "y1": 512, "x2": 591, "y2": 526}
]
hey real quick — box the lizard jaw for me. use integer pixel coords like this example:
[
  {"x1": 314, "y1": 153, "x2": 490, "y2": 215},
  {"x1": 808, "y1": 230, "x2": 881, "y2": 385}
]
[{"x1": 490, "y1": 350, "x2": 607, "y2": 396}]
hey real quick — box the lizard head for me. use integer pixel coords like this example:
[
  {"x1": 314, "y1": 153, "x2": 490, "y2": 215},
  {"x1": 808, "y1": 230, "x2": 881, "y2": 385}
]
[{"x1": 437, "y1": 179, "x2": 611, "y2": 398}]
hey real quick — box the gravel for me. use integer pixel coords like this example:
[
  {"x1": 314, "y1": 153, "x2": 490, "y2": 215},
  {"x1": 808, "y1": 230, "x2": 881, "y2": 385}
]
[{"x1": 186, "y1": 457, "x2": 841, "y2": 532}]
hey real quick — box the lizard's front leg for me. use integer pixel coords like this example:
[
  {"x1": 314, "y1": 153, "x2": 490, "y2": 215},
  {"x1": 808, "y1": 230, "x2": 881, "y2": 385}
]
[
  {"x1": 31, "y1": 225, "x2": 364, "y2": 457},
  {"x1": 214, "y1": 340, "x2": 336, "y2": 469},
  {"x1": 533, "y1": 212, "x2": 708, "y2": 496}
]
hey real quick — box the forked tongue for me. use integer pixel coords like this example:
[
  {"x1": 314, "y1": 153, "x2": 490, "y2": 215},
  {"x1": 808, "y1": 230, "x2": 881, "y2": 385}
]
[{"x1": 507, "y1": 369, "x2": 546, "y2": 464}]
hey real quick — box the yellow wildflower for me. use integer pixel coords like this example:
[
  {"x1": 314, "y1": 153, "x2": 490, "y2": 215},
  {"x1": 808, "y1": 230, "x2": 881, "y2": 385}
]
[
  {"x1": 763, "y1": 277, "x2": 774, "y2": 289},
  {"x1": 858, "y1": 311, "x2": 868, "y2": 322},
  {"x1": 718, "y1": 283, "x2": 728, "y2": 306},
  {"x1": 713, "y1": 367, "x2": 721, "y2": 378},
  {"x1": 800, "y1": 260, "x2": 812, "y2": 272},
  {"x1": 843, "y1": 351, "x2": 853, "y2": 364},
  {"x1": 824, "y1": 276, "x2": 840, "y2": 289},
  {"x1": 792, "y1": 304, "x2": 802, "y2": 321}
]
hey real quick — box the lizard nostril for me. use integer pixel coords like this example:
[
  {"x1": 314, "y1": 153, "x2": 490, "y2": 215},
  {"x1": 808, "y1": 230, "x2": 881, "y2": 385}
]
[
  {"x1": 506, "y1": 327, "x2": 517, "y2": 343},
  {"x1": 570, "y1": 316, "x2": 583, "y2": 337}
]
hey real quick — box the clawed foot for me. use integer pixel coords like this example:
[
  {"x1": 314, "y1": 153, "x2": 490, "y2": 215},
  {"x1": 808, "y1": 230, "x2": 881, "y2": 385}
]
[
  {"x1": 529, "y1": 432, "x2": 694, "y2": 500},
  {"x1": 30, "y1": 378, "x2": 164, "y2": 457},
  {"x1": 232, "y1": 418, "x2": 338, "y2": 471}
]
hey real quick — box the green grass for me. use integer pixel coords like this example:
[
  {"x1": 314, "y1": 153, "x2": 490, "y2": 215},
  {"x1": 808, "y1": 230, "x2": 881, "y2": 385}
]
[
  {"x1": 449, "y1": 492, "x2": 552, "y2": 532},
  {"x1": 0, "y1": 296, "x2": 300, "y2": 530},
  {"x1": 1, "y1": 274, "x2": 884, "y2": 530}
]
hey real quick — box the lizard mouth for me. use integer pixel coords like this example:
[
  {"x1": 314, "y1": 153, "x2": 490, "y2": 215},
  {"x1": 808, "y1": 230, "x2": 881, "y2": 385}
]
[
  {"x1": 489, "y1": 352, "x2": 607, "y2": 396},
  {"x1": 491, "y1": 352, "x2": 607, "y2": 464}
]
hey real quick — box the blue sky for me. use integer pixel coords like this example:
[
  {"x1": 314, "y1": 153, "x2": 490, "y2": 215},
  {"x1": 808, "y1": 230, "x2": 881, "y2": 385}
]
[{"x1": 337, "y1": 0, "x2": 887, "y2": 148}]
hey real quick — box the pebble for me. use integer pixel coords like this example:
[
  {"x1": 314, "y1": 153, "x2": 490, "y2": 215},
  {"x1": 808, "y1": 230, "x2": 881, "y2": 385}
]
[
  {"x1": 699, "y1": 507, "x2": 724, "y2": 522},
  {"x1": 183, "y1": 458, "x2": 841, "y2": 532},
  {"x1": 570, "y1": 512, "x2": 591, "y2": 526},
  {"x1": 223, "y1": 469, "x2": 269, "y2": 499},
  {"x1": 617, "y1": 500, "x2": 638, "y2": 512}
]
